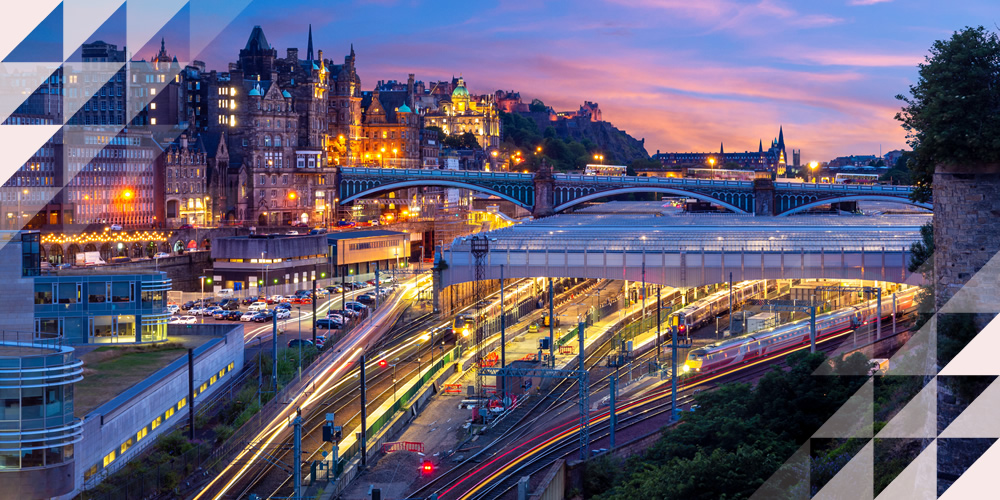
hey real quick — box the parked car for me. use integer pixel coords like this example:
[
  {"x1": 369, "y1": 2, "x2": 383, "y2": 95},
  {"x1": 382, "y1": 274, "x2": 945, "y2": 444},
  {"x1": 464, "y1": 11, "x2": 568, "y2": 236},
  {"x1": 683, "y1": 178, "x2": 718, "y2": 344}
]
[
  {"x1": 219, "y1": 299, "x2": 240, "y2": 311},
  {"x1": 178, "y1": 224, "x2": 194, "y2": 230},
  {"x1": 315, "y1": 318, "x2": 340, "y2": 330},
  {"x1": 275, "y1": 309, "x2": 292, "y2": 319},
  {"x1": 327, "y1": 313, "x2": 345, "y2": 323},
  {"x1": 309, "y1": 228, "x2": 327, "y2": 235},
  {"x1": 167, "y1": 304, "x2": 180, "y2": 314},
  {"x1": 326, "y1": 285, "x2": 343, "y2": 293},
  {"x1": 356, "y1": 294, "x2": 375, "y2": 305},
  {"x1": 181, "y1": 301, "x2": 196, "y2": 310},
  {"x1": 109, "y1": 224, "x2": 123, "y2": 231},
  {"x1": 288, "y1": 338, "x2": 314, "y2": 348},
  {"x1": 337, "y1": 220, "x2": 356, "y2": 227},
  {"x1": 213, "y1": 309, "x2": 229, "y2": 320},
  {"x1": 248, "y1": 301, "x2": 268, "y2": 312},
  {"x1": 292, "y1": 296, "x2": 312, "y2": 305},
  {"x1": 344, "y1": 301, "x2": 368, "y2": 311},
  {"x1": 241, "y1": 297, "x2": 258, "y2": 305},
  {"x1": 251, "y1": 311, "x2": 274, "y2": 323},
  {"x1": 275, "y1": 302, "x2": 292, "y2": 311},
  {"x1": 153, "y1": 252, "x2": 171, "y2": 259},
  {"x1": 240, "y1": 311, "x2": 257, "y2": 322},
  {"x1": 223, "y1": 310, "x2": 244, "y2": 321},
  {"x1": 169, "y1": 315, "x2": 197, "y2": 324},
  {"x1": 189, "y1": 307, "x2": 205, "y2": 316},
  {"x1": 314, "y1": 335, "x2": 327, "y2": 349}
]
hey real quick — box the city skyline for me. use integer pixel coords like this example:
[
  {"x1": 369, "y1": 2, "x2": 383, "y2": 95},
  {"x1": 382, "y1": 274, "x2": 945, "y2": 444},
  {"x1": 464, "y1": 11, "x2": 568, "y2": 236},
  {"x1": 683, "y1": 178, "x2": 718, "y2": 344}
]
[{"x1": 127, "y1": 0, "x2": 996, "y2": 162}]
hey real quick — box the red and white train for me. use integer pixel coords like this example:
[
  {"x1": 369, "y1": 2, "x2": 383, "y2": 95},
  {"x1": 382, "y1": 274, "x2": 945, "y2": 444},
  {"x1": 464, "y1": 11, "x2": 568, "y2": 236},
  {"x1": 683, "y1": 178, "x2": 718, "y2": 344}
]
[
  {"x1": 673, "y1": 280, "x2": 771, "y2": 333},
  {"x1": 683, "y1": 287, "x2": 917, "y2": 375}
]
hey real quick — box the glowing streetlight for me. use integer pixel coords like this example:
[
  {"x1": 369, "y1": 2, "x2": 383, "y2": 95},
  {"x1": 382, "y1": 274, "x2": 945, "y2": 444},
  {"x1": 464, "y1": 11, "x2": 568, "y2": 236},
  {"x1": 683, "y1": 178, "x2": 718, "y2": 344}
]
[{"x1": 708, "y1": 157, "x2": 716, "y2": 169}]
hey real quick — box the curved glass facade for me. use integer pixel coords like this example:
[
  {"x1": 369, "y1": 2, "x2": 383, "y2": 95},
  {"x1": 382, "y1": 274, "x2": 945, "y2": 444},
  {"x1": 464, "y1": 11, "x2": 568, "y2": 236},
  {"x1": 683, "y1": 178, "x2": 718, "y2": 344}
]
[
  {"x1": 0, "y1": 343, "x2": 83, "y2": 471},
  {"x1": 33, "y1": 273, "x2": 172, "y2": 344}
]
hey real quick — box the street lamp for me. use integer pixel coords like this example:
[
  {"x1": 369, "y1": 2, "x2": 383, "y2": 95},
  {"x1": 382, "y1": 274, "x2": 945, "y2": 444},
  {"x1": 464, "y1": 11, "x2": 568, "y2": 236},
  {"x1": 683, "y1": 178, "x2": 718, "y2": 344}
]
[
  {"x1": 199, "y1": 275, "x2": 207, "y2": 324},
  {"x1": 297, "y1": 306, "x2": 302, "y2": 377},
  {"x1": 392, "y1": 148, "x2": 398, "y2": 168},
  {"x1": 708, "y1": 157, "x2": 716, "y2": 170},
  {"x1": 593, "y1": 154, "x2": 604, "y2": 164},
  {"x1": 809, "y1": 161, "x2": 819, "y2": 183}
]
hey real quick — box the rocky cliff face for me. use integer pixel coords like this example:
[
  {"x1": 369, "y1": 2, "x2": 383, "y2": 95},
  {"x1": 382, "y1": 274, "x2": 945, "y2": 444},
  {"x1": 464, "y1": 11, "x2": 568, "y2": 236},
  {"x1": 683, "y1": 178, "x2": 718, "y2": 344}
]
[{"x1": 519, "y1": 112, "x2": 649, "y2": 163}]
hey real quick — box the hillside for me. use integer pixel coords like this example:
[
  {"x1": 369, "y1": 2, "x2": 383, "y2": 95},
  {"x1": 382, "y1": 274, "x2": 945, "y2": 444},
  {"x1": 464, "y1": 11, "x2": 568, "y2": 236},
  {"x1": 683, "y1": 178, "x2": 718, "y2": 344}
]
[{"x1": 518, "y1": 111, "x2": 649, "y2": 164}]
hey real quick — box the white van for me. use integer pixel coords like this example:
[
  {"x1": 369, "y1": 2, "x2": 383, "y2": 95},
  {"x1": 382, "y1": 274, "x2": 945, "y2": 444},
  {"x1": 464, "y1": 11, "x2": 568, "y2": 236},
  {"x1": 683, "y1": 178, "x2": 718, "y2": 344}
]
[
  {"x1": 218, "y1": 288, "x2": 234, "y2": 298},
  {"x1": 248, "y1": 301, "x2": 268, "y2": 312}
]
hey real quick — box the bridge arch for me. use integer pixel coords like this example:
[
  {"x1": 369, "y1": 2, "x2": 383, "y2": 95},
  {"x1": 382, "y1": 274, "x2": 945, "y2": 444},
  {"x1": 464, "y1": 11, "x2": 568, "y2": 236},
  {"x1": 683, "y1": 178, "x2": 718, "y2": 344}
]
[
  {"x1": 553, "y1": 187, "x2": 749, "y2": 214},
  {"x1": 341, "y1": 180, "x2": 533, "y2": 209},
  {"x1": 777, "y1": 195, "x2": 932, "y2": 216}
]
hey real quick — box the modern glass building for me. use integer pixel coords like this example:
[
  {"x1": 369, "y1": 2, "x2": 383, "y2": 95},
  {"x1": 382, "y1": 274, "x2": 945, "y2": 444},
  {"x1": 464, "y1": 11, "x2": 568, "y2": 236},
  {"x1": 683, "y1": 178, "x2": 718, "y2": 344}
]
[
  {"x1": 0, "y1": 340, "x2": 84, "y2": 498},
  {"x1": 33, "y1": 272, "x2": 172, "y2": 344}
]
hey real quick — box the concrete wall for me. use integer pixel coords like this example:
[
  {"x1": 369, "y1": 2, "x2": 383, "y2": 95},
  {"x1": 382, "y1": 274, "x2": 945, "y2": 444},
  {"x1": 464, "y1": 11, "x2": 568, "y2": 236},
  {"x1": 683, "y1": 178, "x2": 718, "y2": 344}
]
[
  {"x1": 529, "y1": 459, "x2": 565, "y2": 500},
  {"x1": 84, "y1": 251, "x2": 213, "y2": 292},
  {"x1": 69, "y1": 325, "x2": 245, "y2": 496}
]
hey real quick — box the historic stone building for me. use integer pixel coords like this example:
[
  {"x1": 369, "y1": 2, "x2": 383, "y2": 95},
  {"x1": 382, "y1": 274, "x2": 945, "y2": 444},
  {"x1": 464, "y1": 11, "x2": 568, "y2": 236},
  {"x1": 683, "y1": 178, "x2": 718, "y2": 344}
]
[
  {"x1": 422, "y1": 77, "x2": 501, "y2": 151},
  {"x1": 652, "y1": 126, "x2": 788, "y2": 175},
  {"x1": 325, "y1": 45, "x2": 363, "y2": 167},
  {"x1": 197, "y1": 25, "x2": 348, "y2": 226},
  {"x1": 162, "y1": 135, "x2": 210, "y2": 227},
  {"x1": 359, "y1": 83, "x2": 421, "y2": 168}
]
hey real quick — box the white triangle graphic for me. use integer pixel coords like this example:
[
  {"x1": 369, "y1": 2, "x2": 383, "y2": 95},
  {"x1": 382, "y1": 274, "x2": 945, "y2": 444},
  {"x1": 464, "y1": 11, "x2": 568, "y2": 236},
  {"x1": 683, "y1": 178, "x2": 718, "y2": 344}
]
[
  {"x1": 813, "y1": 378, "x2": 873, "y2": 438},
  {"x1": 64, "y1": 0, "x2": 126, "y2": 61},
  {"x1": 814, "y1": 439, "x2": 874, "y2": 500},
  {"x1": 874, "y1": 439, "x2": 936, "y2": 500},
  {"x1": 0, "y1": 125, "x2": 61, "y2": 186},
  {"x1": 189, "y1": 0, "x2": 253, "y2": 58},
  {"x1": 0, "y1": 0, "x2": 62, "y2": 61},
  {"x1": 875, "y1": 377, "x2": 936, "y2": 439},
  {"x1": 0, "y1": 63, "x2": 62, "y2": 125},
  {"x1": 126, "y1": 0, "x2": 188, "y2": 62},
  {"x1": 939, "y1": 439, "x2": 1000, "y2": 500},
  {"x1": 939, "y1": 314, "x2": 1000, "y2": 376},
  {"x1": 939, "y1": 377, "x2": 1000, "y2": 438}
]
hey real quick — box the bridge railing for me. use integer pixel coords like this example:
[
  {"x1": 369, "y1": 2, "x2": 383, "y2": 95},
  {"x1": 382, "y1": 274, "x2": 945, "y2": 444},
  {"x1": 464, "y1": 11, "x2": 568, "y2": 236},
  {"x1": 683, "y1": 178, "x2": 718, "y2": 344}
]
[
  {"x1": 340, "y1": 167, "x2": 534, "y2": 180},
  {"x1": 773, "y1": 182, "x2": 914, "y2": 194}
]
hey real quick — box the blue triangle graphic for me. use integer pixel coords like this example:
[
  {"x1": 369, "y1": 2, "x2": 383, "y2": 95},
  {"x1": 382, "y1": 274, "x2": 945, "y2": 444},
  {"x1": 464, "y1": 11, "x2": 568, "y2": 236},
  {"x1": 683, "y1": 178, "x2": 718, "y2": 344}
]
[{"x1": 3, "y1": 2, "x2": 63, "y2": 62}]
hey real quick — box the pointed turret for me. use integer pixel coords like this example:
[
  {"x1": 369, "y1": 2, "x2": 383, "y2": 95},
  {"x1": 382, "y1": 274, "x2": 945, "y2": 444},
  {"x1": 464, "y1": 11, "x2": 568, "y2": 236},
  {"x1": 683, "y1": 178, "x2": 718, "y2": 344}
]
[
  {"x1": 307, "y1": 24, "x2": 314, "y2": 61},
  {"x1": 758, "y1": 140, "x2": 763, "y2": 154},
  {"x1": 778, "y1": 126, "x2": 785, "y2": 149},
  {"x1": 720, "y1": 142, "x2": 725, "y2": 156}
]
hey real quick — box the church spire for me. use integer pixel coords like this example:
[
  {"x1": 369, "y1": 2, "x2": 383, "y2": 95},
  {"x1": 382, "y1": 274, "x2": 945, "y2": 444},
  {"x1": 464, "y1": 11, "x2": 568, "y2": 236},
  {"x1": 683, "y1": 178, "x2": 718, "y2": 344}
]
[
  {"x1": 307, "y1": 24, "x2": 314, "y2": 61},
  {"x1": 720, "y1": 142, "x2": 725, "y2": 156},
  {"x1": 778, "y1": 126, "x2": 785, "y2": 149},
  {"x1": 758, "y1": 139, "x2": 763, "y2": 154}
]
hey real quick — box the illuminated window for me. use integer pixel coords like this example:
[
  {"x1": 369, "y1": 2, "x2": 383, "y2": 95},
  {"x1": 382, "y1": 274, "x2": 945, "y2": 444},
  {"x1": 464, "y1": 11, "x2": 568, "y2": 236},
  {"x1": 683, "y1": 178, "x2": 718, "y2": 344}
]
[
  {"x1": 103, "y1": 450, "x2": 116, "y2": 467},
  {"x1": 150, "y1": 103, "x2": 156, "y2": 110},
  {"x1": 151, "y1": 416, "x2": 162, "y2": 430},
  {"x1": 137, "y1": 426, "x2": 148, "y2": 441},
  {"x1": 165, "y1": 407, "x2": 175, "y2": 420},
  {"x1": 120, "y1": 437, "x2": 133, "y2": 454},
  {"x1": 177, "y1": 397, "x2": 186, "y2": 410}
]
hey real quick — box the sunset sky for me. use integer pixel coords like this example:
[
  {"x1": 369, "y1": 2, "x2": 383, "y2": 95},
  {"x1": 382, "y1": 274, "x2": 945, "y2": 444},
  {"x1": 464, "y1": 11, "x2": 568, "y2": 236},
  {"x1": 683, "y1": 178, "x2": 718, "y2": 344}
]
[{"x1": 141, "y1": 0, "x2": 997, "y2": 162}]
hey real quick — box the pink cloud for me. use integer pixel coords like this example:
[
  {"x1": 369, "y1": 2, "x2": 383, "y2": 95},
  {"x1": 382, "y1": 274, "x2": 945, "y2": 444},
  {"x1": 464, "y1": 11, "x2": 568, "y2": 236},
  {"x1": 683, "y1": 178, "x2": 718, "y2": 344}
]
[{"x1": 797, "y1": 50, "x2": 923, "y2": 67}]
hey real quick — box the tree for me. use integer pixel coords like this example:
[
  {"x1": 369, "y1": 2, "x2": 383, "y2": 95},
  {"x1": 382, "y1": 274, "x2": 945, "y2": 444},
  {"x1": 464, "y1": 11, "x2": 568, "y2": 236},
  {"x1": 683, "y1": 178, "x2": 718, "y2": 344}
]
[
  {"x1": 879, "y1": 153, "x2": 912, "y2": 184},
  {"x1": 896, "y1": 26, "x2": 1000, "y2": 202},
  {"x1": 442, "y1": 131, "x2": 480, "y2": 150},
  {"x1": 529, "y1": 98, "x2": 548, "y2": 113},
  {"x1": 907, "y1": 222, "x2": 934, "y2": 274}
]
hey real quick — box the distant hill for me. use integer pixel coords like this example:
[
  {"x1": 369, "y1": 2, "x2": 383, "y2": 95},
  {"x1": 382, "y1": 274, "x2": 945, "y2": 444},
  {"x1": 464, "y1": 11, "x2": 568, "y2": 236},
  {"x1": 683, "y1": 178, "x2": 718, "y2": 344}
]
[{"x1": 517, "y1": 111, "x2": 649, "y2": 165}]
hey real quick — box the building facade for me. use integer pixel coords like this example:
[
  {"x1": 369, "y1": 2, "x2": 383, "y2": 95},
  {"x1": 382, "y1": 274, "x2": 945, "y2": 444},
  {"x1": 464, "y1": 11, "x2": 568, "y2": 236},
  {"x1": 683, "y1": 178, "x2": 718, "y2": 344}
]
[
  {"x1": 360, "y1": 87, "x2": 421, "y2": 168},
  {"x1": 33, "y1": 271, "x2": 171, "y2": 344},
  {"x1": 422, "y1": 77, "x2": 501, "y2": 151},
  {"x1": 652, "y1": 126, "x2": 788, "y2": 175},
  {"x1": 0, "y1": 341, "x2": 83, "y2": 499},
  {"x1": 163, "y1": 135, "x2": 210, "y2": 227}
]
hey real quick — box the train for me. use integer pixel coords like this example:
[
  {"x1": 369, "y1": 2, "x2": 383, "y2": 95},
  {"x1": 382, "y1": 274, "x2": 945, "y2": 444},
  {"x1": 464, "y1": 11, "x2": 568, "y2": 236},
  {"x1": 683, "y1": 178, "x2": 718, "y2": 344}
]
[
  {"x1": 672, "y1": 280, "x2": 770, "y2": 333},
  {"x1": 451, "y1": 314, "x2": 475, "y2": 338},
  {"x1": 683, "y1": 287, "x2": 918, "y2": 375}
]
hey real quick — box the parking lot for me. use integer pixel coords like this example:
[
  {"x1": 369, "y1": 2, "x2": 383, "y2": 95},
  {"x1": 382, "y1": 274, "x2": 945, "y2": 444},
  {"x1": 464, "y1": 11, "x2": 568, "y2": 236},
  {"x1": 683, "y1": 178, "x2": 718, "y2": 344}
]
[{"x1": 168, "y1": 279, "x2": 399, "y2": 345}]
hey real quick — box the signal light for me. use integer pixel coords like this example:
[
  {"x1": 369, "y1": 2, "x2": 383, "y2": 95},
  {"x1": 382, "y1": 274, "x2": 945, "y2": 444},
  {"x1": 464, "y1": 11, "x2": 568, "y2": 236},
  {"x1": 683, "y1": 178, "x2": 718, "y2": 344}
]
[
  {"x1": 679, "y1": 324, "x2": 687, "y2": 333},
  {"x1": 379, "y1": 359, "x2": 387, "y2": 368},
  {"x1": 421, "y1": 460, "x2": 434, "y2": 475}
]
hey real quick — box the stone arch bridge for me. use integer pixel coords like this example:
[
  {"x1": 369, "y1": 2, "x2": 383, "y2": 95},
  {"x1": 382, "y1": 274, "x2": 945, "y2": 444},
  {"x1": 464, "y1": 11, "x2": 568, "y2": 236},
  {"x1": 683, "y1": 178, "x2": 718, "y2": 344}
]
[{"x1": 338, "y1": 167, "x2": 931, "y2": 217}]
